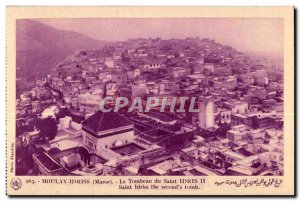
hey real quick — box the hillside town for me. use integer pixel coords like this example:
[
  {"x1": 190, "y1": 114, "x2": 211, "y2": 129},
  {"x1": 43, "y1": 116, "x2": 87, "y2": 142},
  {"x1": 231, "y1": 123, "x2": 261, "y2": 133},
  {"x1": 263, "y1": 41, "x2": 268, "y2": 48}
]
[{"x1": 16, "y1": 37, "x2": 284, "y2": 176}]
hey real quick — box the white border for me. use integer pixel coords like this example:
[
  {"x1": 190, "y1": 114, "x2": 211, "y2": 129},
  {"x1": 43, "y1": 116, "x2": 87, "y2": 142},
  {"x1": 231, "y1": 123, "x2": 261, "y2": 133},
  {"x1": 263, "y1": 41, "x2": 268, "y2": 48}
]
[{"x1": 0, "y1": 1, "x2": 298, "y2": 201}]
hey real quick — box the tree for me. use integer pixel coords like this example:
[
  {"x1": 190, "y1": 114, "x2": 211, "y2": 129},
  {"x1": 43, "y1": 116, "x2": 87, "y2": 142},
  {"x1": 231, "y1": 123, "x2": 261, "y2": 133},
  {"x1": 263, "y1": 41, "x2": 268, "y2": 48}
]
[
  {"x1": 37, "y1": 117, "x2": 58, "y2": 140},
  {"x1": 215, "y1": 123, "x2": 231, "y2": 138}
]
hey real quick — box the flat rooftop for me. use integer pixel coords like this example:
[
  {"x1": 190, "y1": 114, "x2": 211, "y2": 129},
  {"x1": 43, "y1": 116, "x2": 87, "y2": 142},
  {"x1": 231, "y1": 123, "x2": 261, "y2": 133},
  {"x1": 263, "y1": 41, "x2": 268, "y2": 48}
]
[{"x1": 111, "y1": 143, "x2": 146, "y2": 156}]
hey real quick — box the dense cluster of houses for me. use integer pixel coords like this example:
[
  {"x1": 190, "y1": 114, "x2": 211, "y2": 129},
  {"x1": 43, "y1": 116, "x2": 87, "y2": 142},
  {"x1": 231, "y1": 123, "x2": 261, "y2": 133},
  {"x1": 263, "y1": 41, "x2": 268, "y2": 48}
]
[{"x1": 16, "y1": 37, "x2": 284, "y2": 176}]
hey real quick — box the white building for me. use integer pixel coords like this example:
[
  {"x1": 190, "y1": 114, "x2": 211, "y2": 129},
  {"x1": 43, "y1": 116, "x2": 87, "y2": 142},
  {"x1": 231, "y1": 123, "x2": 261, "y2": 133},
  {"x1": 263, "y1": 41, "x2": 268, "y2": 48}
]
[
  {"x1": 199, "y1": 96, "x2": 215, "y2": 129},
  {"x1": 82, "y1": 111, "x2": 135, "y2": 151}
]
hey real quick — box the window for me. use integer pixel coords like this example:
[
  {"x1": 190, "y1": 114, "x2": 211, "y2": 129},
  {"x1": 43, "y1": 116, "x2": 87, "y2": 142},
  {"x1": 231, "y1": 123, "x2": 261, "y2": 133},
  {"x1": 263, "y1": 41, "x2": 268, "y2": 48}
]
[{"x1": 87, "y1": 140, "x2": 94, "y2": 148}]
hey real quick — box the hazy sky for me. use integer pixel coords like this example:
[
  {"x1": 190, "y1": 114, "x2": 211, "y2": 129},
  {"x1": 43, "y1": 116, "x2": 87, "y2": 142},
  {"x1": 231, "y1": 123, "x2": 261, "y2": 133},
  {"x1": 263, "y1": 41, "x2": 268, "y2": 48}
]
[{"x1": 35, "y1": 18, "x2": 283, "y2": 55}]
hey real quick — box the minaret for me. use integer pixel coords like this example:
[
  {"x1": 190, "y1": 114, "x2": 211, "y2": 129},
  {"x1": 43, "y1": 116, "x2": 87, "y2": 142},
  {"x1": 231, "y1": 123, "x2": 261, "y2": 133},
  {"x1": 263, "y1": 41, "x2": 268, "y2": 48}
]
[{"x1": 198, "y1": 88, "x2": 215, "y2": 129}]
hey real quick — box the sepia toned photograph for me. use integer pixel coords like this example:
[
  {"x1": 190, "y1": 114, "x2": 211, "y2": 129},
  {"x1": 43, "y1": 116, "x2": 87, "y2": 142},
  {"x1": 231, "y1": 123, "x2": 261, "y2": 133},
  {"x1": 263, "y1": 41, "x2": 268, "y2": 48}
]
[{"x1": 6, "y1": 6, "x2": 294, "y2": 196}]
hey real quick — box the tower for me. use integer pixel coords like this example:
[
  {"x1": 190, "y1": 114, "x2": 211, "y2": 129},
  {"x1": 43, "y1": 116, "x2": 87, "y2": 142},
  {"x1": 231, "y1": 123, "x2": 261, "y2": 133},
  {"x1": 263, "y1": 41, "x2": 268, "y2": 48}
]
[{"x1": 198, "y1": 95, "x2": 215, "y2": 129}]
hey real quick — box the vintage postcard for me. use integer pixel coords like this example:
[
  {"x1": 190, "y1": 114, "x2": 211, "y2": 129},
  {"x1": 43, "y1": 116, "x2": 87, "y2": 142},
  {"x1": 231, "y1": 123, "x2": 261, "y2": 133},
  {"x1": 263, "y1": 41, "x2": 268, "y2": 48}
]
[{"x1": 6, "y1": 6, "x2": 294, "y2": 196}]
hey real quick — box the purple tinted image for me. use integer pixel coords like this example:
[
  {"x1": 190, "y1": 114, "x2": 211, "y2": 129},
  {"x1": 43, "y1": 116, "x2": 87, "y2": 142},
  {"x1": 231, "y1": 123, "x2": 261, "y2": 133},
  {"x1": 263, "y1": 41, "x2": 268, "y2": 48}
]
[{"x1": 15, "y1": 18, "x2": 284, "y2": 176}]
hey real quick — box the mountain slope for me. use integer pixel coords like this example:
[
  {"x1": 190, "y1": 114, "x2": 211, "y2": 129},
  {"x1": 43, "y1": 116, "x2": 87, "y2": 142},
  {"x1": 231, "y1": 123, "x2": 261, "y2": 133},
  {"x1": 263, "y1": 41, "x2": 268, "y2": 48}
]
[{"x1": 16, "y1": 19, "x2": 106, "y2": 95}]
